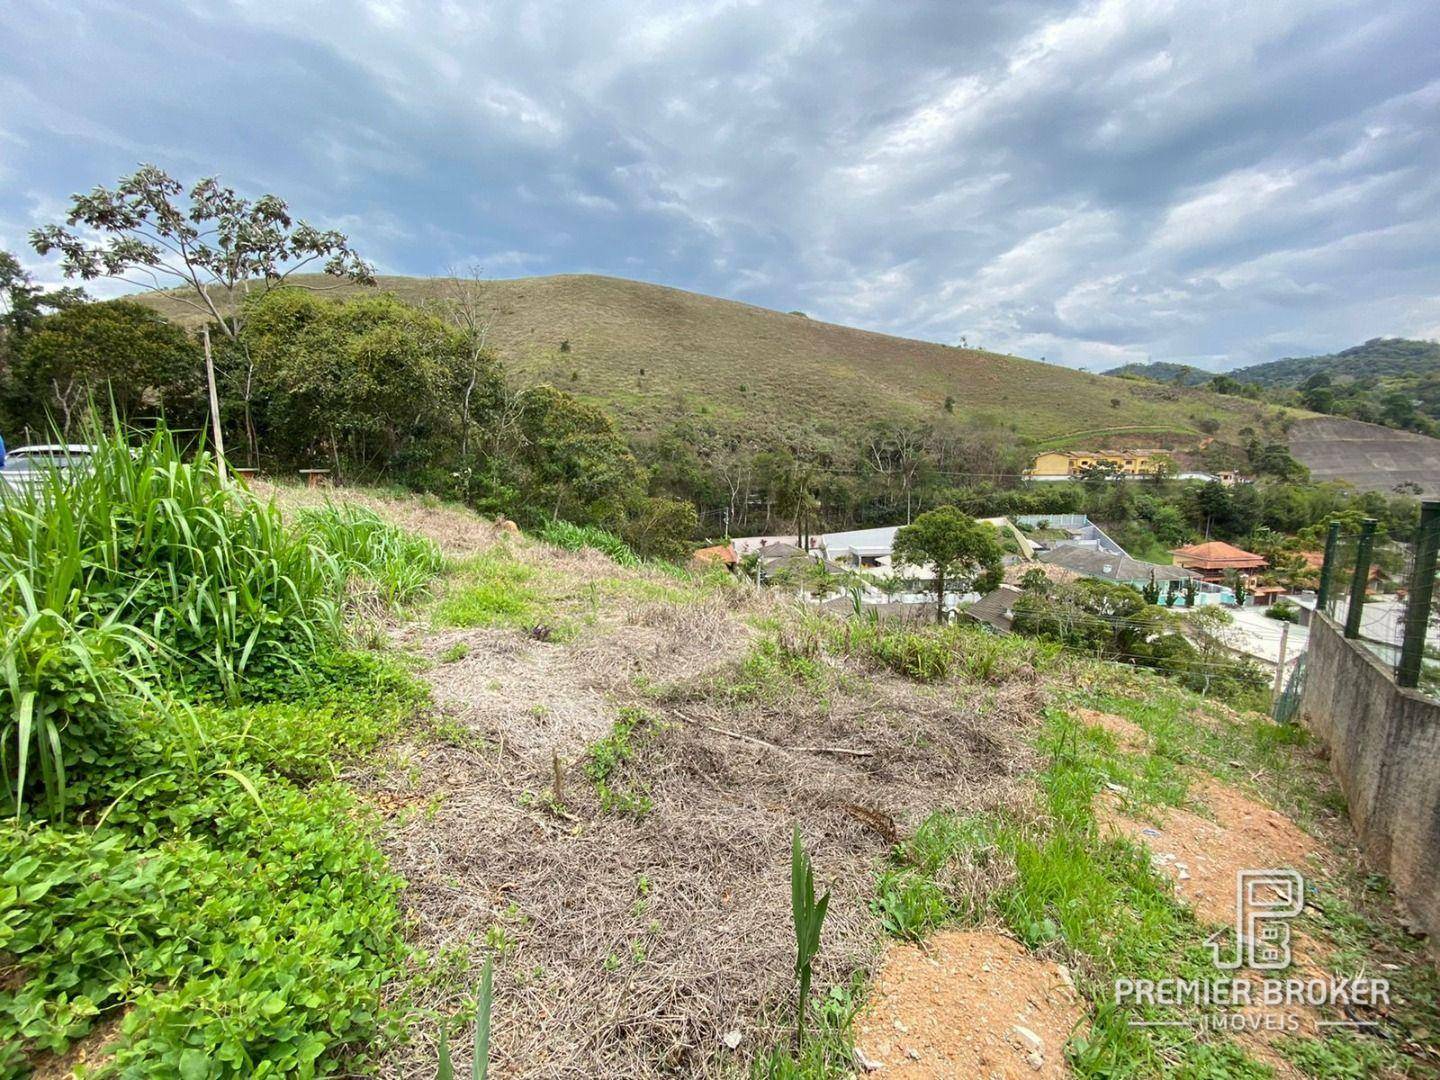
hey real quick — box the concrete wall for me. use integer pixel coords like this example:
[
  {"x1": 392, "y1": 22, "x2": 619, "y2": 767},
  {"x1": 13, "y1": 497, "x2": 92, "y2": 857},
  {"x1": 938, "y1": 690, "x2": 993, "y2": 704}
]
[{"x1": 1301, "y1": 614, "x2": 1440, "y2": 944}]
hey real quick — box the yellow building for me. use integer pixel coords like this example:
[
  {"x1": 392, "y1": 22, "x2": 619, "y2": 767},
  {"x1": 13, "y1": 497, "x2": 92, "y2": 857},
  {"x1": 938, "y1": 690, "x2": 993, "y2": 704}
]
[{"x1": 1027, "y1": 449, "x2": 1171, "y2": 479}]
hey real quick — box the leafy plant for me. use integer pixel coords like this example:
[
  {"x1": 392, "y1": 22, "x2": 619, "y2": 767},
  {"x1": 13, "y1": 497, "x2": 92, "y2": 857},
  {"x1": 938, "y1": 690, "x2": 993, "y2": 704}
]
[
  {"x1": 584, "y1": 707, "x2": 655, "y2": 815},
  {"x1": 790, "y1": 825, "x2": 831, "y2": 1048},
  {"x1": 437, "y1": 956, "x2": 494, "y2": 1080},
  {"x1": 536, "y1": 518, "x2": 639, "y2": 567}
]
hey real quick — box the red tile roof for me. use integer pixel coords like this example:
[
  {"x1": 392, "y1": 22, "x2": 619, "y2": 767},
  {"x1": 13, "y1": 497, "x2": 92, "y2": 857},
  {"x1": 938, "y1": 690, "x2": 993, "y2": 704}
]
[
  {"x1": 1170, "y1": 541, "x2": 1268, "y2": 569},
  {"x1": 692, "y1": 544, "x2": 737, "y2": 566}
]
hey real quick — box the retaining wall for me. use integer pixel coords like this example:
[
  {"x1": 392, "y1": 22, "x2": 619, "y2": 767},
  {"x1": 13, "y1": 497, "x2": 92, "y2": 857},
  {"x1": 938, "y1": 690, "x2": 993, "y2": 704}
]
[{"x1": 1300, "y1": 613, "x2": 1440, "y2": 945}]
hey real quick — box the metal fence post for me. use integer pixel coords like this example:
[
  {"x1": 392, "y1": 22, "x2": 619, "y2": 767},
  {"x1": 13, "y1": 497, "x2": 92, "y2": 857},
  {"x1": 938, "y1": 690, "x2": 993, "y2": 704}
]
[
  {"x1": 1397, "y1": 501, "x2": 1440, "y2": 689},
  {"x1": 1316, "y1": 520, "x2": 1342, "y2": 612},
  {"x1": 1344, "y1": 518, "x2": 1378, "y2": 640}
]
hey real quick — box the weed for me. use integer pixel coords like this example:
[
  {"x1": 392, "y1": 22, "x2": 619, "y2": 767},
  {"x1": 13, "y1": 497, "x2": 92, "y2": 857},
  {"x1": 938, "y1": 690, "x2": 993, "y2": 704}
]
[
  {"x1": 584, "y1": 707, "x2": 656, "y2": 816},
  {"x1": 435, "y1": 549, "x2": 541, "y2": 629},
  {"x1": 872, "y1": 867, "x2": 948, "y2": 940},
  {"x1": 790, "y1": 826, "x2": 831, "y2": 1048},
  {"x1": 751, "y1": 975, "x2": 863, "y2": 1079},
  {"x1": 299, "y1": 502, "x2": 444, "y2": 609},
  {"x1": 440, "y1": 642, "x2": 470, "y2": 663},
  {"x1": 1279, "y1": 1032, "x2": 1391, "y2": 1078},
  {"x1": 436, "y1": 956, "x2": 493, "y2": 1080}
]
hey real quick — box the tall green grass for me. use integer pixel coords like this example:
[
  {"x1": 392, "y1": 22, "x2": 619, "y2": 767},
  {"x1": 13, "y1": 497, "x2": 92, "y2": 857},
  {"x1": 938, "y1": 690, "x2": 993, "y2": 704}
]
[
  {"x1": 535, "y1": 518, "x2": 639, "y2": 566},
  {"x1": 0, "y1": 424, "x2": 366, "y2": 817},
  {"x1": 298, "y1": 503, "x2": 444, "y2": 608}
]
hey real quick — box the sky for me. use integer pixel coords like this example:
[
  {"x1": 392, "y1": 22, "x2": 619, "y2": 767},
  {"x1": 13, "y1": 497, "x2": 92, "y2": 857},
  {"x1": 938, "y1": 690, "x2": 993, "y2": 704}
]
[{"x1": 3, "y1": 0, "x2": 1439, "y2": 372}]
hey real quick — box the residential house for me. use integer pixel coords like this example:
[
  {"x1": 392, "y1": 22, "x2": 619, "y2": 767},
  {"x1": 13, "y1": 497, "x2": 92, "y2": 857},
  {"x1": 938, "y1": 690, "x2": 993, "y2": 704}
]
[
  {"x1": 964, "y1": 585, "x2": 1025, "y2": 633},
  {"x1": 1037, "y1": 546, "x2": 1235, "y2": 605},
  {"x1": 1026, "y1": 449, "x2": 1172, "y2": 481},
  {"x1": 1037, "y1": 546, "x2": 1195, "y2": 589},
  {"x1": 1170, "y1": 541, "x2": 1268, "y2": 584}
]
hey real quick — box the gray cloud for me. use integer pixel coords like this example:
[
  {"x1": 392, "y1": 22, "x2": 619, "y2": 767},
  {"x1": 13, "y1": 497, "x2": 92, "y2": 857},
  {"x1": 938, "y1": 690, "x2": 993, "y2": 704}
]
[{"x1": 3, "y1": 0, "x2": 1438, "y2": 369}]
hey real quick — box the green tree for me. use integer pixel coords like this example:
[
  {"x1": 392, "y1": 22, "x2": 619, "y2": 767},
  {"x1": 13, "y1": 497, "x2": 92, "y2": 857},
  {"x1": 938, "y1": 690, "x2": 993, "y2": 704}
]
[
  {"x1": 511, "y1": 384, "x2": 646, "y2": 525},
  {"x1": 620, "y1": 495, "x2": 698, "y2": 561},
  {"x1": 240, "y1": 289, "x2": 471, "y2": 474},
  {"x1": 1229, "y1": 571, "x2": 1250, "y2": 607},
  {"x1": 15, "y1": 300, "x2": 202, "y2": 434},
  {"x1": 31, "y1": 165, "x2": 373, "y2": 461},
  {"x1": 891, "y1": 506, "x2": 1003, "y2": 623},
  {"x1": 0, "y1": 250, "x2": 87, "y2": 432},
  {"x1": 1141, "y1": 570, "x2": 1162, "y2": 605}
]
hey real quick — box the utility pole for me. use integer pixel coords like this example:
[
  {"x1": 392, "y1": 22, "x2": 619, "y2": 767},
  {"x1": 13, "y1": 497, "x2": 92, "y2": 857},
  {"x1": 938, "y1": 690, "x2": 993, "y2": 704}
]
[
  {"x1": 203, "y1": 327, "x2": 228, "y2": 484},
  {"x1": 1271, "y1": 620, "x2": 1290, "y2": 705}
]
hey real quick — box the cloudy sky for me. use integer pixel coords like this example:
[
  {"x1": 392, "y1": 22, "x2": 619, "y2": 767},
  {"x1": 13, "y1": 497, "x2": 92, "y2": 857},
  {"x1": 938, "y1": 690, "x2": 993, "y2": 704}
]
[{"x1": 4, "y1": 0, "x2": 1439, "y2": 371}]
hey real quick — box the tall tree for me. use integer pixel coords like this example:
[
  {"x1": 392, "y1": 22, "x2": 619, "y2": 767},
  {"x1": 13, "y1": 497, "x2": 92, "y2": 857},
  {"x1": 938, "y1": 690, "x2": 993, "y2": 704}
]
[
  {"x1": 0, "y1": 250, "x2": 88, "y2": 433},
  {"x1": 31, "y1": 165, "x2": 374, "y2": 460},
  {"x1": 891, "y1": 506, "x2": 1003, "y2": 622}
]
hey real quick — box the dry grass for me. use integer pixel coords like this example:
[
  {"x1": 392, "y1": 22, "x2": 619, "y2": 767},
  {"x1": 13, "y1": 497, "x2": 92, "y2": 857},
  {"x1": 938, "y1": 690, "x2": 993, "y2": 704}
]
[
  {"x1": 135, "y1": 273, "x2": 1287, "y2": 449},
  {"x1": 358, "y1": 650, "x2": 1047, "y2": 1078},
  {"x1": 297, "y1": 485, "x2": 1061, "y2": 1077}
]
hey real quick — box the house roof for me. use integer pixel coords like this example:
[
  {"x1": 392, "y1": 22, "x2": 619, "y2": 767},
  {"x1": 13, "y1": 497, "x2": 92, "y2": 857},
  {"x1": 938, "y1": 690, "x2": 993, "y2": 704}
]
[
  {"x1": 692, "y1": 544, "x2": 737, "y2": 566},
  {"x1": 755, "y1": 541, "x2": 806, "y2": 561},
  {"x1": 1170, "y1": 541, "x2": 1268, "y2": 569},
  {"x1": 1038, "y1": 545, "x2": 1197, "y2": 583},
  {"x1": 1003, "y1": 562, "x2": 1081, "y2": 586},
  {"x1": 964, "y1": 585, "x2": 1024, "y2": 633}
]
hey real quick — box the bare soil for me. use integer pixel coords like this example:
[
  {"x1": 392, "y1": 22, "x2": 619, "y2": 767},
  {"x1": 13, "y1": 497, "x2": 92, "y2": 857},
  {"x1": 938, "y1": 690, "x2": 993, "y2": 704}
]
[
  {"x1": 1100, "y1": 773, "x2": 1329, "y2": 1076},
  {"x1": 1100, "y1": 774, "x2": 1321, "y2": 928},
  {"x1": 853, "y1": 930, "x2": 1082, "y2": 1078},
  {"x1": 335, "y1": 490, "x2": 1052, "y2": 1078}
]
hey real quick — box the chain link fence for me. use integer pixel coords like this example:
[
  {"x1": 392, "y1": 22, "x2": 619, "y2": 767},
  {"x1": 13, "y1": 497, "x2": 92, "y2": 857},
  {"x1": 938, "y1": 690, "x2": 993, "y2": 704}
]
[{"x1": 1318, "y1": 504, "x2": 1440, "y2": 702}]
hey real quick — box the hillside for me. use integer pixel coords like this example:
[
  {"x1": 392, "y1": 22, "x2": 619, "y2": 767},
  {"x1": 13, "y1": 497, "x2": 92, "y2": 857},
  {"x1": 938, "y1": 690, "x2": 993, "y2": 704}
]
[
  {"x1": 1288, "y1": 415, "x2": 1440, "y2": 497},
  {"x1": 1237, "y1": 337, "x2": 1440, "y2": 388},
  {"x1": 1104, "y1": 361, "x2": 1210, "y2": 386},
  {"x1": 135, "y1": 274, "x2": 1288, "y2": 452}
]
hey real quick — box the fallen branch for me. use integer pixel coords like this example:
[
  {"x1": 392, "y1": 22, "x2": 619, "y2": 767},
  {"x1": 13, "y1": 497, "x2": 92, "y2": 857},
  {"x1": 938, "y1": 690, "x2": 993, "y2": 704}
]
[{"x1": 672, "y1": 712, "x2": 874, "y2": 758}]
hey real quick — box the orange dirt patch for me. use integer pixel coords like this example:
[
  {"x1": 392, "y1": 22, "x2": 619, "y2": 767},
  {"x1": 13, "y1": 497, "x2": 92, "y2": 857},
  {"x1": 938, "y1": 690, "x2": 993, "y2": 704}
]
[
  {"x1": 853, "y1": 930, "x2": 1082, "y2": 1078},
  {"x1": 1074, "y1": 708, "x2": 1148, "y2": 751},
  {"x1": 1100, "y1": 775, "x2": 1319, "y2": 927},
  {"x1": 1101, "y1": 775, "x2": 1327, "y2": 1077}
]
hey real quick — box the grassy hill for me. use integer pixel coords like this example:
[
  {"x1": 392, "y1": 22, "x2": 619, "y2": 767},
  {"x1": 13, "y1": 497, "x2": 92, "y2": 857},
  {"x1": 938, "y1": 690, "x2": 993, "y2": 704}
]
[
  {"x1": 1104, "y1": 361, "x2": 1211, "y2": 387},
  {"x1": 137, "y1": 273, "x2": 1292, "y2": 452},
  {"x1": 1235, "y1": 337, "x2": 1440, "y2": 388}
]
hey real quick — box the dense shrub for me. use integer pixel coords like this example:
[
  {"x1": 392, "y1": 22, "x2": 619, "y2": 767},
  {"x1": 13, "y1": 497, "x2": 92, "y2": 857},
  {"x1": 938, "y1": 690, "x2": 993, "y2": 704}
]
[
  {"x1": 0, "y1": 426, "x2": 354, "y2": 817},
  {"x1": 0, "y1": 423, "x2": 434, "y2": 1072}
]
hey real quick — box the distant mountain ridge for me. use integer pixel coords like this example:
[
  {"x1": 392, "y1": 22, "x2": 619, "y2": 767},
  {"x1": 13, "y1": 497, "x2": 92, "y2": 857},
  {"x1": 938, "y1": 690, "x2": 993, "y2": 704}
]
[
  {"x1": 1106, "y1": 338, "x2": 1440, "y2": 388},
  {"x1": 1236, "y1": 338, "x2": 1440, "y2": 388}
]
